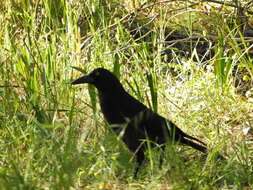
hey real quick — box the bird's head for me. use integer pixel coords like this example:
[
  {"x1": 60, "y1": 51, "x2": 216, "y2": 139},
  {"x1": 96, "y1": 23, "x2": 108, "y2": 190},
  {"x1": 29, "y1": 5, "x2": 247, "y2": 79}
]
[{"x1": 71, "y1": 68, "x2": 123, "y2": 92}]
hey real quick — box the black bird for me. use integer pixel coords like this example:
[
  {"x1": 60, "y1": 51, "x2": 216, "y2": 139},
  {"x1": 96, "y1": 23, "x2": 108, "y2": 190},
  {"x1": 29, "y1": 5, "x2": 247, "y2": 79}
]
[{"x1": 71, "y1": 68, "x2": 207, "y2": 176}]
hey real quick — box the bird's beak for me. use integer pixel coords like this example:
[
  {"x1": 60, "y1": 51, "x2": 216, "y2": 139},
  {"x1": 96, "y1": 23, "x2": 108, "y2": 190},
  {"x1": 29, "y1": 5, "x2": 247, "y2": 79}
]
[{"x1": 71, "y1": 74, "x2": 94, "y2": 85}]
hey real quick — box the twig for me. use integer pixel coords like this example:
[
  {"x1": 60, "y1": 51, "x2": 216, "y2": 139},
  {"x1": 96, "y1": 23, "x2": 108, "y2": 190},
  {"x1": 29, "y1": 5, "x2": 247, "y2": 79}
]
[
  {"x1": 104, "y1": 35, "x2": 253, "y2": 55},
  {"x1": 81, "y1": 0, "x2": 202, "y2": 50},
  {"x1": 202, "y1": 0, "x2": 253, "y2": 15}
]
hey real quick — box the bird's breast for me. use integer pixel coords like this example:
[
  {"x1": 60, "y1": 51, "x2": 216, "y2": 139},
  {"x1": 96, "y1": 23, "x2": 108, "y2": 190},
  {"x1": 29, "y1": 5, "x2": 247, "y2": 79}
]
[{"x1": 98, "y1": 92, "x2": 126, "y2": 124}]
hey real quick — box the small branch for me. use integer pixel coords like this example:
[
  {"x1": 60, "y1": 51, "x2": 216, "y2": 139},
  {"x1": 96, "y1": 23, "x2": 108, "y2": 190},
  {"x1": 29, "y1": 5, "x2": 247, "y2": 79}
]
[
  {"x1": 104, "y1": 35, "x2": 253, "y2": 55},
  {"x1": 0, "y1": 85, "x2": 22, "y2": 88},
  {"x1": 202, "y1": 0, "x2": 253, "y2": 15}
]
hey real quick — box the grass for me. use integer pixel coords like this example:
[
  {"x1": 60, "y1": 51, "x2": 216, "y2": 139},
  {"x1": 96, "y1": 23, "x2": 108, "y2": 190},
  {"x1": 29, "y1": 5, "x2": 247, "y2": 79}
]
[{"x1": 0, "y1": 0, "x2": 253, "y2": 189}]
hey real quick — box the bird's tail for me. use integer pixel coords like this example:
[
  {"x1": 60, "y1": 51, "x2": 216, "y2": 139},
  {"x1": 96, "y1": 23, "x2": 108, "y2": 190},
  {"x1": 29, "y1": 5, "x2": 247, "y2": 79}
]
[
  {"x1": 183, "y1": 133, "x2": 206, "y2": 146},
  {"x1": 181, "y1": 138, "x2": 207, "y2": 153}
]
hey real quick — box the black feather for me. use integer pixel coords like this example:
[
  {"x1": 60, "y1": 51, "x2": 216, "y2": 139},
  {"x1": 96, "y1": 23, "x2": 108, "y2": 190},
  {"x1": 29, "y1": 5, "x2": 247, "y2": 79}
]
[{"x1": 72, "y1": 68, "x2": 209, "y2": 177}]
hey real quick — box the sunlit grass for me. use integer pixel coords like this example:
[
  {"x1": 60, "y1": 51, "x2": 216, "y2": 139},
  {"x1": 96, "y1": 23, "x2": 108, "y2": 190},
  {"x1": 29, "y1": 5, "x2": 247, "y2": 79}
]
[{"x1": 0, "y1": 0, "x2": 253, "y2": 189}]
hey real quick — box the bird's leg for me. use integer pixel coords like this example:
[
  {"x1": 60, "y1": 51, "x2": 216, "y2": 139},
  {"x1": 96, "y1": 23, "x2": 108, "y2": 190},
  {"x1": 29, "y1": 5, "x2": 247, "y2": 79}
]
[
  {"x1": 159, "y1": 146, "x2": 165, "y2": 168},
  {"x1": 133, "y1": 150, "x2": 145, "y2": 178}
]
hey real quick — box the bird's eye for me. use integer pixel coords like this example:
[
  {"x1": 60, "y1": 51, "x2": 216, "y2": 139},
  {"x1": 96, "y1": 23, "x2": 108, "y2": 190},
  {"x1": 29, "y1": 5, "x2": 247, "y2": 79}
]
[{"x1": 95, "y1": 71, "x2": 100, "y2": 76}]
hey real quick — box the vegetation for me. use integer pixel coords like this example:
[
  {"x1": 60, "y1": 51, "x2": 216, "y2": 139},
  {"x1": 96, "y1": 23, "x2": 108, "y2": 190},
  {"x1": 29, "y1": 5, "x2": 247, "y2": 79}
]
[{"x1": 0, "y1": 0, "x2": 253, "y2": 189}]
